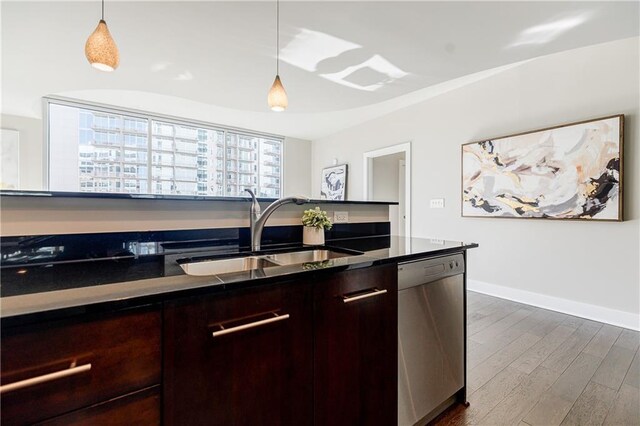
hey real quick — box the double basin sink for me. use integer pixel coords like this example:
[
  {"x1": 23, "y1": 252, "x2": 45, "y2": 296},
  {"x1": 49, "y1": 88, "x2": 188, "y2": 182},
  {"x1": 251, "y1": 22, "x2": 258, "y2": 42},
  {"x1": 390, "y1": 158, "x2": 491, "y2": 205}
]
[{"x1": 179, "y1": 248, "x2": 363, "y2": 276}]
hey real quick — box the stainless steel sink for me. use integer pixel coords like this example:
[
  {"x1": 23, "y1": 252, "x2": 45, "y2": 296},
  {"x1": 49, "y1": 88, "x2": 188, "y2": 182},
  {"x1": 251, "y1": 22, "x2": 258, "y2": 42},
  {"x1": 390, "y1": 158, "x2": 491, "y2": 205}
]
[
  {"x1": 263, "y1": 249, "x2": 354, "y2": 266},
  {"x1": 179, "y1": 256, "x2": 279, "y2": 276},
  {"x1": 179, "y1": 249, "x2": 362, "y2": 276}
]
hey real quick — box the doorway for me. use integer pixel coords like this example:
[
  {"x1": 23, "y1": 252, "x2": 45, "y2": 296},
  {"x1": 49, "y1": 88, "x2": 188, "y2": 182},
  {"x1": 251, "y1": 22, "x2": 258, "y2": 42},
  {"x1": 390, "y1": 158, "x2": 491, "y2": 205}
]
[{"x1": 363, "y1": 142, "x2": 411, "y2": 237}]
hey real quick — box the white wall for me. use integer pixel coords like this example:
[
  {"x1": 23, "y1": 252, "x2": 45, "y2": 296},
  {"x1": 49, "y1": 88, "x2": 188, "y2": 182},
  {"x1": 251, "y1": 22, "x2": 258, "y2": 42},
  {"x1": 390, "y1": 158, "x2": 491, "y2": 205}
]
[
  {"x1": 312, "y1": 38, "x2": 640, "y2": 325},
  {"x1": 283, "y1": 137, "x2": 312, "y2": 197},
  {"x1": 1, "y1": 114, "x2": 43, "y2": 190}
]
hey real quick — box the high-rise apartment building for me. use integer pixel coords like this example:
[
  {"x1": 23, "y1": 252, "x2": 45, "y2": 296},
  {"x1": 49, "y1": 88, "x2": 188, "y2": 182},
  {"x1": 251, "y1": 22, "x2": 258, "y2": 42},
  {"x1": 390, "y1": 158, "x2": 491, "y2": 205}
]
[{"x1": 48, "y1": 102, "x2": 283, "y2": 198}]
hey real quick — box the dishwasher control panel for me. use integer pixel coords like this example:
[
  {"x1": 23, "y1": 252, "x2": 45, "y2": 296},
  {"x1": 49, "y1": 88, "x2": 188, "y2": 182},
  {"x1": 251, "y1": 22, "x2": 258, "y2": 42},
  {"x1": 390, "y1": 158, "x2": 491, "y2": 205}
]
[{"x1": 398, "y1": 253, "x2": 465, "y2": 290}]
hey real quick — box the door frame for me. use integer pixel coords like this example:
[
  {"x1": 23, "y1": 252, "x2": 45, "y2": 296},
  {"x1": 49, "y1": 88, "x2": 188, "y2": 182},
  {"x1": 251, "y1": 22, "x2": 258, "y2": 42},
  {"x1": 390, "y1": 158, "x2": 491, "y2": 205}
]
[{"x1": 363, "y1": 142, "x2": 411, "y2": 237}]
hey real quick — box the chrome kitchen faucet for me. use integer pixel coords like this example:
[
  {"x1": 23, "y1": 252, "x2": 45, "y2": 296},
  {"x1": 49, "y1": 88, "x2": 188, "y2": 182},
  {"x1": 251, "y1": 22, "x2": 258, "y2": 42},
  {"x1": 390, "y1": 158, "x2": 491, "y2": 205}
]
[{"x1": 244, "y1": 189, "x2": 310, "y2": 251}]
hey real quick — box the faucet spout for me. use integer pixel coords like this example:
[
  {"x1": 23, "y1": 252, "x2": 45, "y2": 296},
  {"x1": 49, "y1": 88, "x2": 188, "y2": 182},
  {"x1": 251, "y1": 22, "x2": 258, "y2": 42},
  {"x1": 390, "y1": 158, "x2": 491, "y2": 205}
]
[{"x1": 244, "y1": 190, "x2": 310, "y2": 251}]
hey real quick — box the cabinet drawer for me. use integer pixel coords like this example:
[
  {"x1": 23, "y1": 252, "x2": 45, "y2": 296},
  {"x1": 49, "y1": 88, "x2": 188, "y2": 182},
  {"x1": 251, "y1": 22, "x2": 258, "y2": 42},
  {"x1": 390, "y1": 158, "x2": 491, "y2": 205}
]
[
  {"x1": 315, "y1": 263, "x2": 397, "y2": 304},
  {"x1": 37, "y1": 386, "x2": 160, "y2": 426},
  {"x1": 1, "y1": 307, "x2": 161, "y2": 425}
]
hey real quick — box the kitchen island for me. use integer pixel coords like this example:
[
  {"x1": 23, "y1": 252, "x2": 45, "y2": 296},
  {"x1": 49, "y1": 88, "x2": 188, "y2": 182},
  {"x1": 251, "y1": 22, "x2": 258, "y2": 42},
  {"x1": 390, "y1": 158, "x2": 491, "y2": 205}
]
[{"x1": 1, "y1": 231, "x2": 476, "y2": 425}]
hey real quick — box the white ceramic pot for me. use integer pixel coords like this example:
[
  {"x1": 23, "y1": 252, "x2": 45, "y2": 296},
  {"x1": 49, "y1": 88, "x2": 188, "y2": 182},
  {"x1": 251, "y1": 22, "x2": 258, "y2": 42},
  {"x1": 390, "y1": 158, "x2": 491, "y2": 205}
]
[{"x1": 303, "y1": 226, "x2": 325, "y2": 246}]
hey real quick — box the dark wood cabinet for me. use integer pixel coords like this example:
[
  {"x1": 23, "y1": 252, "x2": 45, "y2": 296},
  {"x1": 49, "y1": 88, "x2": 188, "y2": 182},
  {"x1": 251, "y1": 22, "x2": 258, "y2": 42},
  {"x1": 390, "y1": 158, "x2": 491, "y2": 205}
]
[
  {"x1": 37, "y1": 386, "x2": 161, "y2": 426},
  {"x1": 163, "y1": 266, "x2": 397, "y2": 425},
  {"x1": 2, "y1": 264, "x2": 399, "y2": 425},
  {"x1": 0, "y1": 307, "x2": 161, "y2": 426},
  {"x1": 163, "y1": 281, "x2": 314, "y2": 426},
  {"x1": 313, "y1": 264, "x2": 398, "y2": 426}
]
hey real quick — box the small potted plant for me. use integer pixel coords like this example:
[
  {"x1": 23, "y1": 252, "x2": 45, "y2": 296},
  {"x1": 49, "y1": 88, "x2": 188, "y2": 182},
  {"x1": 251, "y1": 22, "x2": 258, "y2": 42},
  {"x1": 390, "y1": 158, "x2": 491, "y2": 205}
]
[{"x1": 302, "y1": 207, "x2": 332, "y2": 246}]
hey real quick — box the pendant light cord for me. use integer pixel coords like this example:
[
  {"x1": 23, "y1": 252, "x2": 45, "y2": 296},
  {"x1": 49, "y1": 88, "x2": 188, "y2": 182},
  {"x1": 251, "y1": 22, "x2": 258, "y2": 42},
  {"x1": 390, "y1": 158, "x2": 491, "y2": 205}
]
[
  {"x1": 276, "y1": 0, "x2": 280, "y2": 75},
  {"x1": 101, "y1": 0, "x2": 105, "y2": 20}
]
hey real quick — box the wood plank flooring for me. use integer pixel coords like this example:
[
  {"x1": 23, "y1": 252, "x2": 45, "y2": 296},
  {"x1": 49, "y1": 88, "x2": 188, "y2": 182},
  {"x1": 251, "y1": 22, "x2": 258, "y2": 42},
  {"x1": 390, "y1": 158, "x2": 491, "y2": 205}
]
[{"x1": 434, "y1": 291, "x2": 640, "y2": 426}]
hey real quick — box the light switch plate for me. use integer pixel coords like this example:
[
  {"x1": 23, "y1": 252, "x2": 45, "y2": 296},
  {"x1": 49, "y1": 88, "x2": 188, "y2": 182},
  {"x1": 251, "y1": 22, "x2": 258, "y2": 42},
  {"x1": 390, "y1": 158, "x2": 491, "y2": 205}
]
[
  {"x1": 430, "y1": 198, "x2": 445, "y2": 209},
  {"x1": 334, "y1": 211, "x2": 349, "y2": 223}
]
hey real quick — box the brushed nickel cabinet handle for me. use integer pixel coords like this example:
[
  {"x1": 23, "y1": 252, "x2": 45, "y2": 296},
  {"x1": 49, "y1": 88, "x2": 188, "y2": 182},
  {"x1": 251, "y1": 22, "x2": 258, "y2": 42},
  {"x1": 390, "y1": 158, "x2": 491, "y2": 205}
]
[
  {"x1": 342, "y1": 288, "x2": 388, "y2": 303},
  {"x1": 212, "y1": 313, "x2": 289, "y2": 338},
  {"x1": 0, "y1": 363, "x2": 92, "y2": 394}
]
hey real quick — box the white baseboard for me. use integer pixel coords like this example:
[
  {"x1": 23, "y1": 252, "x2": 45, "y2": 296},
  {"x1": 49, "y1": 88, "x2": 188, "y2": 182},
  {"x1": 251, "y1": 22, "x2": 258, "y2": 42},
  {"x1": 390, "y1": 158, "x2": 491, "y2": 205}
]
[{"x1": 467, "y1": 279, "x2": 640, "y2": 331}]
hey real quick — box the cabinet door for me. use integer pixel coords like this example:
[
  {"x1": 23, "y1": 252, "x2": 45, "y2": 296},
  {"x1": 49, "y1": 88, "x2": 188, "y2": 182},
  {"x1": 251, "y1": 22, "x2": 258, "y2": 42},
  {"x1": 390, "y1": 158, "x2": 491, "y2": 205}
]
[
  {"x1": 163, "y1": 282, "x2": 313, "y2": 426},
  {"x1": 314, "y1": 264, "x2": 398, "y2": 426}
]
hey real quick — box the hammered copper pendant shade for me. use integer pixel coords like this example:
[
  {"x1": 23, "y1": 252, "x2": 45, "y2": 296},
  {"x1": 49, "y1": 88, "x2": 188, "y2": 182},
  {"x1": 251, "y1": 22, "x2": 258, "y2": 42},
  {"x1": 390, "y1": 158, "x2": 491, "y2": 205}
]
[
  {"x1": 85, "y1": 19, "x2": 119, "y2": 72},
  {"x1": 268, "y1": 75, "x2": 288, "y2": 112}
]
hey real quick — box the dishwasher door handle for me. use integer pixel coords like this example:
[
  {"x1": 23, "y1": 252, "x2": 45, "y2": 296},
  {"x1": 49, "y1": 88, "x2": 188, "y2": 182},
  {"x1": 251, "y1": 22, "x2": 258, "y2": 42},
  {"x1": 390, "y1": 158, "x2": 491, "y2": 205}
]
[
  {"x1": 342, "y1": 288, "x2": 387, "y2": 303},
  {"x1": 423, "y1": 264, "x2": 446, "y2": 277}
]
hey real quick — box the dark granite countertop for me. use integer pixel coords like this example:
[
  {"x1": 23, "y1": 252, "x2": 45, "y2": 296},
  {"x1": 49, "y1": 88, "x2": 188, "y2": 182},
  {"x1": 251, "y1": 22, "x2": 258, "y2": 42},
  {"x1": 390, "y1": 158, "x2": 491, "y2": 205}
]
[
  {"x1": 0, "y1": 236, "x2": 477, "y2": 326},
  {"x1": 0, "y1": 190, "x2": 398, "y2": 205}
]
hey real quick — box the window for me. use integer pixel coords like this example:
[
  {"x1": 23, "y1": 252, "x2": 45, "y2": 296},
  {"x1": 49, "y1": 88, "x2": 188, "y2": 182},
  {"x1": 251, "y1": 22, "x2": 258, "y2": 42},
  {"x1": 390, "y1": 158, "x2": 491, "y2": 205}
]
[{"x1": 47, "y1": 100, "x2": 284, "y2": 197}]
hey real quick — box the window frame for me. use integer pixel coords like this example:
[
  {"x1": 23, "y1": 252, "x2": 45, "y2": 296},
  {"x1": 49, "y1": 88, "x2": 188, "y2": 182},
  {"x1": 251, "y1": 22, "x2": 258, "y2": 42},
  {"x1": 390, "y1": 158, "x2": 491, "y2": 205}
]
[{"x1": 43, "y1": 96, "x2": 285, "y2": 198}]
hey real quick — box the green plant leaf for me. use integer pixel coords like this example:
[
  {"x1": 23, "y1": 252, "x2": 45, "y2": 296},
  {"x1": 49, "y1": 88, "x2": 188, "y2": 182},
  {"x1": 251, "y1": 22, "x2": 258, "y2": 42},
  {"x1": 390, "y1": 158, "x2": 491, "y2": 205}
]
[{"x1": 301, "y1": 206, "x2": 332, "y2": 230}]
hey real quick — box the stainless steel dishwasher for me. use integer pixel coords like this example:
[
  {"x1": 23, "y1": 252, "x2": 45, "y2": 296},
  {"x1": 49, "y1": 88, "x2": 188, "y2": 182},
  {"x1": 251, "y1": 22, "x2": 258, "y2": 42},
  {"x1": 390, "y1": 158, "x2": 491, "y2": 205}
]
[{"x1": 398, "y1": 253, "x2": 465, "y2": 426}]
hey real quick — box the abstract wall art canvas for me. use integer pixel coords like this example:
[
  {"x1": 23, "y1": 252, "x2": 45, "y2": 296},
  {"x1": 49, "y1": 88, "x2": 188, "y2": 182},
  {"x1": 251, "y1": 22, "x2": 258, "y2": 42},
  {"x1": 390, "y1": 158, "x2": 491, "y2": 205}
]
[
  {"x1": 321, "y1": 164, "x2": 348, "y2": 201},
  {"x1": 462, "y1": 115, "x2": 623, "y2": 221}
]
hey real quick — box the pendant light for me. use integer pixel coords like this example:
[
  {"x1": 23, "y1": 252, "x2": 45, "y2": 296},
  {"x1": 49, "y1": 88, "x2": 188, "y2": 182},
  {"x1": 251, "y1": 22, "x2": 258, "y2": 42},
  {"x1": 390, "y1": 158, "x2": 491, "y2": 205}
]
[
  {"x1": 268, "y1": 0, "x2": 288, "y2": 111},
  {"x1": 85, "y1": 0, "x2": 120, "y2": 72}
]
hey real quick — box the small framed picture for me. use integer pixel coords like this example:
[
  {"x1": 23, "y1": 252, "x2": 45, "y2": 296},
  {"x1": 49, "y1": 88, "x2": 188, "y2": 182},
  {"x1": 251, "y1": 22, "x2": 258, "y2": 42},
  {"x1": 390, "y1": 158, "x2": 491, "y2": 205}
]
[{"x1": 321, "y1": 164, "x2": 348, "y2": 200}]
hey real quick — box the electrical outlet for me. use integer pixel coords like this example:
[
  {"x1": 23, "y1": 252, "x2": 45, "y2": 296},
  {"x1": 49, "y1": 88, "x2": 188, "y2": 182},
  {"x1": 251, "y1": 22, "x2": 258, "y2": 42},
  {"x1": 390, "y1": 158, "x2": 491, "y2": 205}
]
[
  {"x1": 430, "y1": 198, "x2": 445, "y2": 209},
  {"x1": 334, "y1": 211, "x2": 349, "y2": 223},
  {"x1": 429, "y1": 238, "x2": 445, "y2": 245}
]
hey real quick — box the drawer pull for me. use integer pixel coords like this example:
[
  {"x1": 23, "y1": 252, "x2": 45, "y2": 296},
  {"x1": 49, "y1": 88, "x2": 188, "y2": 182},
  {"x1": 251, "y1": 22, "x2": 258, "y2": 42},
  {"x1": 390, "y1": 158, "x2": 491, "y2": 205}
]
[
  {"x1": 342, "y1": 288, "x2": 388, "y2": 303},
  {"x1": 212, "y1": 313, "x2": 289, "y2": 338},
  {"x1": 0, "y1": 363, "x2": 92, "y2": 394}
]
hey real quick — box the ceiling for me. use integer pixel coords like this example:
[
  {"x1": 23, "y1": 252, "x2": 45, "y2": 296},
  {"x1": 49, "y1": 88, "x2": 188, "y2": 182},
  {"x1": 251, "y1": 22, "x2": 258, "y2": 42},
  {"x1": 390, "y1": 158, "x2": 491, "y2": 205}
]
[{"x1": 2, "y1": 1, "x2": 639, "y2": 138}]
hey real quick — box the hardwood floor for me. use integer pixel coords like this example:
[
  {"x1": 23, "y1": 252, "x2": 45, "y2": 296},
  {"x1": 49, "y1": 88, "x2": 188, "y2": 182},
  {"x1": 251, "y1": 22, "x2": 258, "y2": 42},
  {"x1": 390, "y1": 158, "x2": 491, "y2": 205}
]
[{"x1": 434, "y1": 291, "x2": 640, "y2": 426}]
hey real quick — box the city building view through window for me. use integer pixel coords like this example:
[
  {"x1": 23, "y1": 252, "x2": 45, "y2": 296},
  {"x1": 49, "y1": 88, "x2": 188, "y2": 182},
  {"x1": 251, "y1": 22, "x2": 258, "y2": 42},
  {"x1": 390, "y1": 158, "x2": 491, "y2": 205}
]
[{"x1": 47, "y1": 101, "x2": 283, "y2": 198}]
